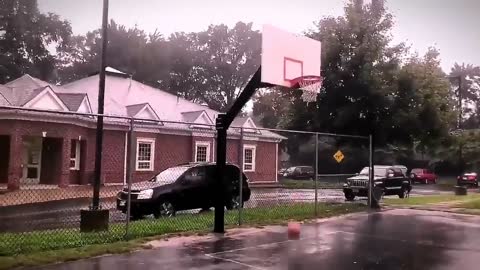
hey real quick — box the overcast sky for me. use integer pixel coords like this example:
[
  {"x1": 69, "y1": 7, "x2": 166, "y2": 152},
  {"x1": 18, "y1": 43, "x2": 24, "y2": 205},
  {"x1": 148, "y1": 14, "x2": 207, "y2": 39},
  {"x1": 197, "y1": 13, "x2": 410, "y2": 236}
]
[{"x1": 38, "y1": 0, "x2": 480, "y2": 72}]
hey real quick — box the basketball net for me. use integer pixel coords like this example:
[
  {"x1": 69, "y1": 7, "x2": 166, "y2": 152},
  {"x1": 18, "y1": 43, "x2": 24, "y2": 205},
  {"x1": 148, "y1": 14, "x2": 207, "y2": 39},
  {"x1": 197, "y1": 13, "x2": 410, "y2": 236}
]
[{"x1": 297, "y1": 77, "x2": 322, "y2": 103}]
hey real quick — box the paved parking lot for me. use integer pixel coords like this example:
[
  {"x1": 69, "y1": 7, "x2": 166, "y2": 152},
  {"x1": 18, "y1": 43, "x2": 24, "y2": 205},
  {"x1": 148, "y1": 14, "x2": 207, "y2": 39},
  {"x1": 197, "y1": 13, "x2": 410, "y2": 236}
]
[{"x1": 32, "y1": 208, "x2": 480, "y2": 270}]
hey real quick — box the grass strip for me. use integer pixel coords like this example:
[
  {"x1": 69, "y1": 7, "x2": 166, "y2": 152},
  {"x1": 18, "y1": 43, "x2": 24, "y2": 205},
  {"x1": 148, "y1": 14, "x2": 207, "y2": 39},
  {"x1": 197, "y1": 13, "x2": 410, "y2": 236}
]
[{"x1": 0, "y1": 203, "x2": 365, "y2": 269}]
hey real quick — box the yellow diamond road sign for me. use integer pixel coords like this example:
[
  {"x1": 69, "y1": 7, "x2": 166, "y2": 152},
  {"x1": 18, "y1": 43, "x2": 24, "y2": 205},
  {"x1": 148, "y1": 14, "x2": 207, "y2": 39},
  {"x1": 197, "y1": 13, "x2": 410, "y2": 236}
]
[{"x1": 333, "y1": 150, "x2": 344, "y2": 163}]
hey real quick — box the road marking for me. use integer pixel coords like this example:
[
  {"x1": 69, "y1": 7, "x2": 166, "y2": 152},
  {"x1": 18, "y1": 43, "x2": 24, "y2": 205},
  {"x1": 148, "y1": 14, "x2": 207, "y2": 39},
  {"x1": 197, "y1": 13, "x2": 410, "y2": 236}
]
[
  {"x1": 206, "y1": 231, "x2": 340, "y2": 256},
  {"x1": 205, "y1": 254, "x2": 267, "y2": 270},
  {"x1": 204, "y1": 231, "x2": 342, "y2": 269}
]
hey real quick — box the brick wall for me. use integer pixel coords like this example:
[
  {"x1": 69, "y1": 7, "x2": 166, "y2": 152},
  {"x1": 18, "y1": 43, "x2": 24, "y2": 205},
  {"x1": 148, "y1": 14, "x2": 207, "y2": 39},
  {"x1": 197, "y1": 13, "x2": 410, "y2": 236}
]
[
  {"x1": 248, "y1": 141, "x2": 277, "y2": 182},
  {"x1": 0, "y1": 119, "x2": 279, "y2": 187}
]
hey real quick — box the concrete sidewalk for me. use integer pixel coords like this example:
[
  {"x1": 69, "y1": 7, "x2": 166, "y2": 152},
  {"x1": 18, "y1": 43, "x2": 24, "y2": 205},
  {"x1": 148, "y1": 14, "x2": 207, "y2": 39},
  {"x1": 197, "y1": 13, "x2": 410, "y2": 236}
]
[{"x1": 0, "y1": 185, "x2": 122, "y2": 206}]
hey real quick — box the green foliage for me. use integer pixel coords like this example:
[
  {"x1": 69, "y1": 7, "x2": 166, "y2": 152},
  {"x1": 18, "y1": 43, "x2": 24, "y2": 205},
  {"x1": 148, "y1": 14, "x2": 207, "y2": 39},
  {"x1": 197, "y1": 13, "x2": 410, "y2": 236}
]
[
  {"x1": 384, "y1": 193, "x2": 480, "y2": 206},
  {"x1": 255, "y1": 0, "x2": 459, "y2": 167},
  {"x1": 449, "y1": 63, "x2": 480, "y2": 128},
  {"x1": 57, "y1": 21, "x2": 261, "y2": 112},
  {"x1": 0, "y1": 0, "x2": 72, "y2": 83}
]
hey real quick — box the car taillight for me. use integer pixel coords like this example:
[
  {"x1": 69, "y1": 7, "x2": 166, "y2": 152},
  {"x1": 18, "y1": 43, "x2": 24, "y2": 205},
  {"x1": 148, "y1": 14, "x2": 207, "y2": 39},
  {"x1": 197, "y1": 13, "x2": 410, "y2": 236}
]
[{"x1": 468, "y1": 176, "x2": 476, "y2": 181}]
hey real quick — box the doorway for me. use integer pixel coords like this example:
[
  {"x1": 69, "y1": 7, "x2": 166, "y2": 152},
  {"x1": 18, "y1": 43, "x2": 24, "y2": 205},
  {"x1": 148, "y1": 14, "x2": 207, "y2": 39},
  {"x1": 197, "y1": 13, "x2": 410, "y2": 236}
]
[
  {"x1": 21, "y1": 136, "x2": 43, "y2": 185},
  {"x1": 0, "y1": 135, "x2": 9, "y2": 183}
]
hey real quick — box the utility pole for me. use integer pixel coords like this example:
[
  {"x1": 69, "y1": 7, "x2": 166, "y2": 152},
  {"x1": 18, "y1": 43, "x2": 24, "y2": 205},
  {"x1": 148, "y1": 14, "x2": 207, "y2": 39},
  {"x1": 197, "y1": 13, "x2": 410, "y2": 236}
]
[
  {"x1": 79, "y1": 0, "x2": 110, "y2": 232},
  {"x1": 457, "y1": 76, "x2": 463, "y2": 130},
  {"x1": 92, "y1": 0, "x2": 109, "y2": 210},
  {"x1": 457, "y1": 76, "x2": 463, "y2": 173}
]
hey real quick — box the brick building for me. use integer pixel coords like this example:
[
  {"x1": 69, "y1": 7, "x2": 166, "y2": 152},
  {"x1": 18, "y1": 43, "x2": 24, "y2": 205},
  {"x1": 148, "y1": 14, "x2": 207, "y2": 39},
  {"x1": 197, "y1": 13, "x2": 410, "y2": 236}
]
[{"x1": 0, "y1": 68, "x2": 283, "y2": 190}]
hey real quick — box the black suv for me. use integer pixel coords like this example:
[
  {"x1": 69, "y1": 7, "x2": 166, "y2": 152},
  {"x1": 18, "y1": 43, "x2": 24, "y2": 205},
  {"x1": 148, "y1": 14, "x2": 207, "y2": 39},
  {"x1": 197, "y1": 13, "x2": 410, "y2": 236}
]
[
  {"x1": 282, "y1": 166, "x2": 315, "y2": 180},
  {"x1": 116, "y1": 163, "x2": 251, "y2": 219},
  {"x1": 343, "y1": 165, "x2": 412, "y2": 201}
]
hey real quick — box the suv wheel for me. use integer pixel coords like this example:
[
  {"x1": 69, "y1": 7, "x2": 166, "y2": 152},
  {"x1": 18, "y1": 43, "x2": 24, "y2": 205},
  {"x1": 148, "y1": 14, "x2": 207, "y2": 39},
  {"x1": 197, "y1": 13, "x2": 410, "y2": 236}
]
[
  {"x1": 399, "y1": 188, "x2": 409, "y2": 199},
  {"x1": 154, "y1": 201, "x2": 175, "y2": 218},
  {"x1": 345, "y1": 193, "x2": 355, "y2": 201},
  {"x1": 226, "y1": 195, "x2": 243, "y2": 210}
]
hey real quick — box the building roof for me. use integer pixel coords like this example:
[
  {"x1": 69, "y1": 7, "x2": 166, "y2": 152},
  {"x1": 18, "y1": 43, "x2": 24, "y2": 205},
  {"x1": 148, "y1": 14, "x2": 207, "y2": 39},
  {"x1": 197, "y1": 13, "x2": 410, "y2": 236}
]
[
  {"x1": 231, "y1": 117, "x2": 248, "y2": 127},
  {"x1": 0, "y1": 85, "x2": 45, "y2": 106},
  {"x1": 0, "y1": 85, "x2": 10, "y2": 105},
  {"x1": 126, "y1": 103, "x2": 149, "y2": 117},
  {"x1": 62, "y1": 73, "x2": 221, "y2": 123},
  {"x1": 4, "y1": 74, "x2": 62, "y2": 92},
  {"x1": 181, "y1": 111, "x2": 206, "y2": 123},
  {"x1": 2, "y1": 69, "x2": 285, "y2": 141},
  {"x1": 56, "y1": 93, "x2": 87, "y2": 111},
  {"x1": 1, "y1": 75, "x2": 67, "y2": 106}
]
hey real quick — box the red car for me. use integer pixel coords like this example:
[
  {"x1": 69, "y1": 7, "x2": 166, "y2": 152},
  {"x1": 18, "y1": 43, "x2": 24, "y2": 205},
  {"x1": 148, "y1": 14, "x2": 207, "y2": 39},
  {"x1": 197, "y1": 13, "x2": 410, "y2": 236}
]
[
  {"x1": 457, "y1": 172, "x2": 478, "y2": 188},
  {"x1": 410, "y1": 168, "x2": 437, "y2": 184}
]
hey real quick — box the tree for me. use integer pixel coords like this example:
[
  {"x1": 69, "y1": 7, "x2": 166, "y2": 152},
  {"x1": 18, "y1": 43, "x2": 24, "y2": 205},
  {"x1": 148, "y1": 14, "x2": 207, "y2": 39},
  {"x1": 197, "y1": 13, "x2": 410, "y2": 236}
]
[
  {"x1": 57, "y1": 21, "x2": 261, "y2": 112},
  {"x1": 449, "y1": 63, "x2": 480, "y2": 128},
  {"x1": 57, "y1": 21, "x2": 171, "y2": 85},
  {"x1": 251, "y1": 88, "x2": 293, "y2": 128},
  {"x1": 276, "y1": 0, "x2": 454, "y2": 149},
  {"x1": 0, "y1": 0, "x2": 71, "y2": 83},
  {"x1": 175, "y1": 22, "x2": 261, "y2": 111},
  {"x1": 392, "y1": 48, "x2": 455, "y2": 153},
  {"x1": 285, "y1": 0, "x2": 406, "y2": 144}
]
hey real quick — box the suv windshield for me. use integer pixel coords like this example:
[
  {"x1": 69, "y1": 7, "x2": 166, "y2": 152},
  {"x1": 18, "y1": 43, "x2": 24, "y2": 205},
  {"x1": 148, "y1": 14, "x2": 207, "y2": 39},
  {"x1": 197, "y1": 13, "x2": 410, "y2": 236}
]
[
  {"x1": 359, "y1": 167, "x2": 387, "y2": 177},
  {"x1": 150, "y1": 166, "x2": 190, "y2": 185},
  {"x1": 286, "y1": 167, "x2": 296, "y2": 173}
]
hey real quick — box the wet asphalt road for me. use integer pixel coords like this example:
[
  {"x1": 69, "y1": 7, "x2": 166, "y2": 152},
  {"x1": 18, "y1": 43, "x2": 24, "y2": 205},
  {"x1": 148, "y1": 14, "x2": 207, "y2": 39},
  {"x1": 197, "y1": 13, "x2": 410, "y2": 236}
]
[
  {"x1": 0, "y1": 186, "x2": 450, "y2": 232},
  {"x1": 31, "y1": 208, "x2": 480, "y2": 270}
]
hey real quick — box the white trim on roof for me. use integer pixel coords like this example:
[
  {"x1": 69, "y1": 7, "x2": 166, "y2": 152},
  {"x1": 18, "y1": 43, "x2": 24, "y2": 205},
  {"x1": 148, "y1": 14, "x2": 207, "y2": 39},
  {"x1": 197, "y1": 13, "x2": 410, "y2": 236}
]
[
  {"x1": 243, "y1": 117, "x2": 260, "y2": 133},
  {"x1": 135, "y1": 104, "x2": 160, "y2": 121},
  {"x1": 24, "y1": 87, "x2": 69, "y2": 111},
  {"x1": 77, "y1": 96, "x2": 93, "y2": 114},
  {"x1": 189, "y1": 110, "x2": 214, "y2": 129},
  {"x1": 105, "y1": 67, "x2": 127, "y2": 75}
]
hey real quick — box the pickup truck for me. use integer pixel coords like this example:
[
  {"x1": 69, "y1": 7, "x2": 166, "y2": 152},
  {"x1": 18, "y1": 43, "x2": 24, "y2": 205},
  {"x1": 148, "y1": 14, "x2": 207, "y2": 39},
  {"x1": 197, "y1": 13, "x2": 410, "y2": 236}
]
[{"x1": 343, "y1": 165, "x2": 412, "y2": 201}]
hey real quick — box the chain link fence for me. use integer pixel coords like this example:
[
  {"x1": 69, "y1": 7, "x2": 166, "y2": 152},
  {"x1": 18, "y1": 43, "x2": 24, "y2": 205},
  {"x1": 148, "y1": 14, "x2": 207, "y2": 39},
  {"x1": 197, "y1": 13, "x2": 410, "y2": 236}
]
[{"x1": 0, "y1": 106, "x2": 369, "y2": 255}]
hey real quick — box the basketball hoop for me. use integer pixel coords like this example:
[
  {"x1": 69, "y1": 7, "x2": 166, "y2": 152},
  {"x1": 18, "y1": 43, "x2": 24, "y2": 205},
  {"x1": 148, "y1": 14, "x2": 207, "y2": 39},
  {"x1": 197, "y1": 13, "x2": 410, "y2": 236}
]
[{"x1": 290, "y1": 76, "x2": 322, "y2": 103}]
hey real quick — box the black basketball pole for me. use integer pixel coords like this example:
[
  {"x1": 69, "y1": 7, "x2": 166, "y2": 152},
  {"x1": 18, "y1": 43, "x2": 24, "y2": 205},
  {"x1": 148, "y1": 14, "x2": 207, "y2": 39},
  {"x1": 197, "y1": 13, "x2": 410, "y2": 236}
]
[
  {"x1": 92, "y1": 0, "x2": 109, "y2": 210},
  {"x1": 214, "y1": 68, "x2": 269, "y2": 233}
]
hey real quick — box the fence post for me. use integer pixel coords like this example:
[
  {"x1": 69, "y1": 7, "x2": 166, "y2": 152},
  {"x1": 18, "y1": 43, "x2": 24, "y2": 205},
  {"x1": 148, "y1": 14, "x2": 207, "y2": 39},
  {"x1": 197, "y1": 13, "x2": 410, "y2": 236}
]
[
  {"x1": 238, "y1": 127, "x2": 244, "y2": 225},
  {"x1": 315, "y1": 133, "x2": 319, "y2": 216},
  {"x1": 125, "y1": 118, "x2": 134, "y2": 237},
  {"x1": 368, "y1": 134, "x2": 374, "y2": 208}
]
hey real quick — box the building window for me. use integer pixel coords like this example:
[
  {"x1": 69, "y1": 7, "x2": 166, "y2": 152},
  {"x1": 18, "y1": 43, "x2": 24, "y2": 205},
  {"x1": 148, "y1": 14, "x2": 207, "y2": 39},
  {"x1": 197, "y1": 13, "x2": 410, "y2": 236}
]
[
  {"x1": 243, "y1": 145, "x2": 256, "y2": 172},
  {"x1": 70, "y1": 140, "x2": 81, "y2": 170},
  {"x1": 195, "y1": 142, "x2": 211, "y2": 163},
  {"x1": 136, "y1": 138, "x2": 155, "y2": 171}
]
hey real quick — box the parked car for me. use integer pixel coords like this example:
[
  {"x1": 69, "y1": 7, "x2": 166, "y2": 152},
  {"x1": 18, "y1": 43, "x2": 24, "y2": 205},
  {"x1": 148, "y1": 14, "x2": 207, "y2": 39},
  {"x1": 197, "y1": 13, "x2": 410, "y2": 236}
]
[
  {"x1": 343, "y1": 165, "x2": 412, "y2": 201},
  {"x1": 278, "y1": 168, "x2": 288, "y2": 177},
  {"x1": 410, "y1": 168, "x2": 437, "y2": 184},
  {"x1": 116, "y1": 163, "x2": 251, "y2": 219},
  {"x1": 457, "y1": 172, "x2": 478, "y2": 188},
  {"x1": 282, "y1": 166, "x2": 315, "y2": 180}
]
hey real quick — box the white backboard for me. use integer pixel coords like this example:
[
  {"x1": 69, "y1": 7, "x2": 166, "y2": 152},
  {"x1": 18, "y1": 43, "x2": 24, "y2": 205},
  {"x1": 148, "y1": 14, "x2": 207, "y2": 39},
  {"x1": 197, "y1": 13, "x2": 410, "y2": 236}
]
[{"x1": 261, "y1": 24, "x2": 321, "y2": 88}]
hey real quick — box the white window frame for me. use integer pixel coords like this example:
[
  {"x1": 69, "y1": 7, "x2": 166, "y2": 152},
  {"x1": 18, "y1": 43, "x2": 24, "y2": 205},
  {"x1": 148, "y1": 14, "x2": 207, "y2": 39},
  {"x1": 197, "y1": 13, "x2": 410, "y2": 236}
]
[
  {"x1": 136, "y1": 138, "x2": 155, "y2": 171},
  {"x1": 69, "y1": 140, "x2": 81, "y2": 170},
  {"x1": 243, "y1": 145, "x2": 256, "y2": 172},
  {"x1": 194, "y1": 141, "x2": 211, "y2": 163}
]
